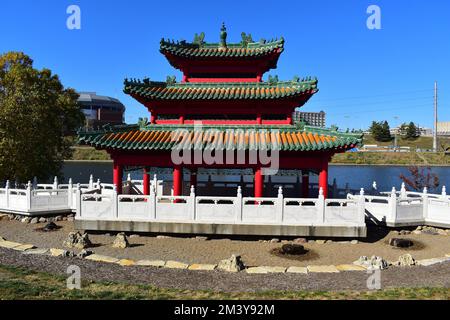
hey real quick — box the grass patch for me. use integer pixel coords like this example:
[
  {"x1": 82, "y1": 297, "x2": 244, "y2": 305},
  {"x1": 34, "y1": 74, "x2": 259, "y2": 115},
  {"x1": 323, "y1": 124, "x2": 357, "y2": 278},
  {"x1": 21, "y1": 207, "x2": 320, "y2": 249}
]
[
  {"x1": 0, "y1": 264, "x2": 449, "y2": 300},
  {"x1": 71, "y1": 147, "x2": 111, "y2": 161}
]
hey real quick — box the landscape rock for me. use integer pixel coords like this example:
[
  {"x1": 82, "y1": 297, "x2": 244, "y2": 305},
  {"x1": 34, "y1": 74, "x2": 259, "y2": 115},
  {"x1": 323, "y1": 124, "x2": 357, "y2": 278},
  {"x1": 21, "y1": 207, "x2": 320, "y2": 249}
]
[
  {"x1": 307, "y1": 265, "x2": 340, "y2": 273},
  {"x1": 270, "y1": 238, "x2": 280, "y2": 243},
  {"x1": 0, "y1": 236, "x2": 5, "y2": 241},
  {"x1": 416, "y1": 257, "x2": 450, "y2": 266},
  {"x1": 38, "y1": 217, "x2": 47, "y2": 223},
  {"x1": 420, "y1": 226, "x2": 441, "y2": 235},
  {"x1": 246, "y1": 266, "x2": 286, "y2": 274},
  {"x1": 63, "y1": 231, "x2": 92, "y2": 249},
  {"x1": 397, "y1": 230, "x2": 411, "y2": 235},
  {"x1": 354, "y1": 256, "x2": 389, "y2": 270},
  {"x1": 136, "y1": 260, "x2": 166, "y2": 267},
  {"x1": 112, "y1": 232, "x2": 130, "y2": 249},
  {"x1": 30, "y1": 218, "x2": 39, "y2": 224},
  {"x1": 13, "y1": 244, "x2": 35, "y2": 251},
  {"x1": 315, "y1": 240, "x2": 326, "y2": 244},
  {"x1": 336, "y1": 264, "x2": 367, "y2": 271},
  {"x1": 129, "y1": 234, "x2": 140, "y2": 238},
  {"x1": 165, "y1": 260, "x2": 189, "y2": 269},
  {"x1": 351, "y1": 240, "x2": 359, "y2": 244},
  {"x1": 217, "y1": 254, "x2": 245, "y2": 272},
  {"x1": 0, "y1": 214, "x2": 9, "y2": 221},
  {"x1": 118, "y1": 259, "x2": 136, "y2": 266},
  {"x1": 389, "y1": 238, "x2": 414, "y2": 248},
  {"x1": 67, "y1": 217, "x2": 74, "y2": 222},
  {"x1": 286, "y1": 266, "x2": 308, "y2": 274},
  {"x1": 22, "y1": 248, "x2": 49, "y2": 255},
  {"x1": 62, "y1": 250, "x2": 76, "y2": 258},
  {"x1": 8, "y1": 214, "x2": 14, "y2": 220},
  {"x1": 398, "y1": 254, "x2": 416, "y2": 267},
  {"x1": 194, "y1": 236, "x2": 208, "y2": 241},
  {"x1": 85, "y1": 254, "x2": 119, "y2": 263},
  {"x1": 412, "y1": 230, "x2": 422, "y2": 235},
  {"x1": 50, "y1": 248, "x2": 65, "y2": 257},
  {"x1": 188, "y1": 264, "x2": 217, "y2": 271},
  {"x1": 280, "y1": 244, "x2": 306, "y2": 255},
  {"x1": 156, "y1": 235, "x2": 171, "y2": 239},
  {"x1": 293, "y1": 238, "x2": 307, "y2": 244},
  {"x1": 42, "y1": 222, "x2": 59, "y2": 232}
]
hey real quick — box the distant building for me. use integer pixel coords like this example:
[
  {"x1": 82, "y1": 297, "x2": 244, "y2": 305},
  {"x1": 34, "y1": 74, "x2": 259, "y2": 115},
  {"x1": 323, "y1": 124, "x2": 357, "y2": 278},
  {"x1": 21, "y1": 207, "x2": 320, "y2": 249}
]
[
  {"x1": 390, "y1": 126, "x2": 433, "y2": 137},
  {"x1": 437, "y1": 122, "x2": 450, "y2": 136},
  {"x1": 77, "y1": 92, "x2": 126, "y2": 128},
  {"x1": 292, "y1": 110, "x2": 326, "y2": 127}
]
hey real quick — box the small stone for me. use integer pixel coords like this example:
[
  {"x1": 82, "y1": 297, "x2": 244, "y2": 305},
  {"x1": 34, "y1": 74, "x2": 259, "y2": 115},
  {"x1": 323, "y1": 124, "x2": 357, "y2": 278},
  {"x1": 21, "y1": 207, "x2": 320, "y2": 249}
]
[
  {"x1": 398, "y1": 254, "x2": 415, "y2": 267},
  {"x1": 165, "y1": 260, "x2": 189, "y2": 269},
  {"x1": 68, "y1": 214, "x2": 74, "y2": 218},
  {"x1": 325, "y1": 240, "x2": 333, "y2": 244},
  {"x1": 77, "y1": 249, "x2": 93, "y2": 258},
  {"x1": 307, "y1": 265, "x2": 340, "y2": 273},
  {"x1": 62, "y1": 250, "x2": 76, "y2": 258},
  {"x1": 194, "y1": 236, "x2": 208, "y2": 241},
  {"x1": 21, "y1": 217, "x2": 31, "y2": 224},
  {"x1": 55, "y1": 216, "x2": 63, "y2": 222},
  {"x1": 30, "y1": 218, "x2": 39, "y2": 224},
  {"x1": 308, "y1": 240, "x2": 315, "y2": 244},
  {"x1": 0, "y1": 236, "x2": 5, "y2": 241},
  {"x1": 42, "y1": 222, "x2": 59, "y2": 232},
  {"x1": 67, "y1": 217, "x2": 74, "y2": 222},
  {"x1": 136, "y1": 260, "x2": 166, "y2": 267},
  {"x1": 38, "y1": 217, "x2": 47, "y2": 223},
  {"x1": 0, "y1": 240, "x2": 22, "y2": 249},
  {"x1": 351, "y1": 240, "x2": 359, "y2": 244},
  {"x1": 112, "y1": 232, "x2": 130, "y2": 249},
  {"x1": 270, "y1": 238, "x2": 280, "y2": 243},
  {"x1": 129, "y1": 234, "x2": 140, "y2": 238},
  {"x1": 8, "y1": 214, "x2": 14, "y2": 220},
  {"x1": 188, "y1": 264, "x2": 217, "y2": 271},
  {"x1": 293, "y1": 238, "x2": 307, "y2": 244},
  {"x1": 413, "y1": 230, "x2": 422, "y2": 235},
  {"x1": 217, "y1": 254, "x2": 245, "y2": 272},
  {"x1": 156, "y1": 235, "x2": 171, "y2": 239},
  {"x1": 316, "y1": 240, "x2": 326, "y2": 244},
  {"x1": 118, "y1": 259, "x2": 135, "y2": 266},
  {"x1": 62, "y1": 217, "x2": 68, "y2": 221},
  {"x1": 286, "y1": 266, "x2": 308, "y2": 274},
  {"x1": 416, "y1": 226, "x2": 423, "y2": 230},
  {"x1": 0, "y1": 214, "x2": 9, "y2": 221},
  {"x1": 437, "y1": 229, "x2": 447, "y2": 236}
]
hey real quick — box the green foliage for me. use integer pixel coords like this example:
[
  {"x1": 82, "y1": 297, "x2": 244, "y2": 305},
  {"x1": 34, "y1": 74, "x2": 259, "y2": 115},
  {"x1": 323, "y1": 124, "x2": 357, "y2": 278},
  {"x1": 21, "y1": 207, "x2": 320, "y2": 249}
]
[
  {"x1": 369, "y1": 121, "x2": 392, "y2": 142},
  {"x1": 0, "y1": 52, "x2": 84, "y2": 181},
  {"x1": 405, "y1": 122, "x2": 420, "y2": 140}
]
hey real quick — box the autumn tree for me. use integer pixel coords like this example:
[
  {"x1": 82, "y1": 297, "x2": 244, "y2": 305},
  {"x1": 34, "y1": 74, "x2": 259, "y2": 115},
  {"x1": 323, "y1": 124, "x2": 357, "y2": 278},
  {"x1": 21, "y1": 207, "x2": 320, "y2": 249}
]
[{"x1": 0, "y1": 52, "x2": 84, "y2": 182}]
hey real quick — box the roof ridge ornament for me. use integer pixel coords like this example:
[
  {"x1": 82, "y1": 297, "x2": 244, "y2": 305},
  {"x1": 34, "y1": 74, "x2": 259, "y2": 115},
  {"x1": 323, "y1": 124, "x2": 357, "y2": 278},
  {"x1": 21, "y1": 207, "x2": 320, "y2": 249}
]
[{"x1": 219, "y1": 22, "x2": 227, "y2": 49}]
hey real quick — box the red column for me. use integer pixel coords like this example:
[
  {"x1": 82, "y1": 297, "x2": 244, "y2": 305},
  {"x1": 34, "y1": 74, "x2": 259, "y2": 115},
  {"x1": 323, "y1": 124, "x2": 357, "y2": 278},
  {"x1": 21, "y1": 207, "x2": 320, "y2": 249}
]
[
  {"x1": 179, "y1": 115, "x2": 185, "y2": 124},
  {"x1": 302, "y1": 173, "x2": 309, "y2": 198},
  {"x1": 256, "y1": 114, "x2": 262, "y2": 125},
  {"x1": 173, "y1": 166, "x2": 183, "y2": 196},
  {"x1": 143, "y1": 167, "x2": 150, "y2": 195},
  {"x1": 113, "y1": 162, "x2": 123, "y2": 194},
  {"x1": 254, "y1": 167, "x2": 263, "y2": 198},
  {"x1": 150, "y1": 113, "x2": 157, "y2": 124},
  {"x1": 286, "y1": 113, "x2": 293, "y2": 125},
  {"x1": 319, "y1": 161, "x2": 328, "y2": 198}
]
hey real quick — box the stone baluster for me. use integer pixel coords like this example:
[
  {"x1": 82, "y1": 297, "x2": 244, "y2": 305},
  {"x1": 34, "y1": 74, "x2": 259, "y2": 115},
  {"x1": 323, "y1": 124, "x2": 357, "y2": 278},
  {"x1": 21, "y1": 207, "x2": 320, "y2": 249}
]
[{"x1": 89, "y1": 174, "x2": 94, "y2": 189}]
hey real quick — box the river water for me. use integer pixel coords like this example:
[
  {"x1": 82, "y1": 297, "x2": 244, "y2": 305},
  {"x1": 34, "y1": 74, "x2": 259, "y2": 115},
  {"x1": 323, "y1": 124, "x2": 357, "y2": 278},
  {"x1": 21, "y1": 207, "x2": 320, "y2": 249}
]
[{"x1": 61, "y1": 162, "x2": 450, "y2": 193}]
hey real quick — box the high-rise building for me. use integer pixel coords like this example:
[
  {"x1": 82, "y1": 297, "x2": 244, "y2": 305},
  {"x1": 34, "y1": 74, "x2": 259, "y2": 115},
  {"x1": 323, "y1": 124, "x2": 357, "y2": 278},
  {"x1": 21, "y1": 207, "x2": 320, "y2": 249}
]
[{"x1": 292, "y1": 111, "x2": 326, "y2": 127}]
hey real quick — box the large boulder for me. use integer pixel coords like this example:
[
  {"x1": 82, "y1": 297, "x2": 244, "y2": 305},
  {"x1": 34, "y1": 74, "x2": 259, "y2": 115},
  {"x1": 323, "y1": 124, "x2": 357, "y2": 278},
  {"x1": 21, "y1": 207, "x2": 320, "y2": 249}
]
[
  {"x1": 112, "y1": 232, "x2": 130, "y2": 249},
  {"x1": 217, "y1": 254, "x2": 245, "y2": 272},
  {"x1": 389, "y1": 238, "x2": 414, "y2": 248},
  {"x1": 63, "y1": 232, "x2": 92, "y2": 249},
  {"x1": 280, "y1": 244, "x2": 306, "y2": 255},
  {"x1": 354, "y1": 256, "x2": 389, "y2": 270}
]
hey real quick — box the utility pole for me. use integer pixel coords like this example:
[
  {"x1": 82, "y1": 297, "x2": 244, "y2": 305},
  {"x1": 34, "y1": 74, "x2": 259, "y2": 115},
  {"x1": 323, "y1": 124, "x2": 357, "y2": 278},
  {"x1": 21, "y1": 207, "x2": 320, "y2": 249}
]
[{"x1": 433, "y1": 81, "x2": 438, "y2": 152}]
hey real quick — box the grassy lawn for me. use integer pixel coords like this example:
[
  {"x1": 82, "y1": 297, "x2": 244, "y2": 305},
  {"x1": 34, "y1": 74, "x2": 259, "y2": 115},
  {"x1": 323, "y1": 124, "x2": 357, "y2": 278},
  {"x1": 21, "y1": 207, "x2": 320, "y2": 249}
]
[
  {"x1": 71, "y1": 146, "x2": 111, "y2": 161},
  {"x1": 0, "y1": 264, "x2": 449, "y2": 300}
]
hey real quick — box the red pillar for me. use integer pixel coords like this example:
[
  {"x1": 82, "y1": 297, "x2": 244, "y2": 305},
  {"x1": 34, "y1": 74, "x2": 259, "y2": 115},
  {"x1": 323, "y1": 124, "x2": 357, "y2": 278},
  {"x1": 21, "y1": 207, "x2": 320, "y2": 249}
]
[
  {"x1": 179, "y1": 115, "x2": 185, "y2": 124},
  {"x1": 256, "y1": 114, "x2": 262, "y2": 125},
  {"x1": 143, "y1": 167, "x2": 150, "y2": 195},
  {"x1": 302, "y1": 173, "x2": 309, "y2": 198},
  {"x1": 150, "y1": 113, "x2": 157, "y2": 124},
  {"x1": 173, "y1": 166, "x2": 183, "y2": 196},
  {"x1": 254, "y1": 167, "x2": 263, "y2": 198},
  {"x1": 319, "y1": 161, "x2": 328, "y2": 199},
  {"x1": 113, "y1": 162, "x2": 123, "y2": 194}
]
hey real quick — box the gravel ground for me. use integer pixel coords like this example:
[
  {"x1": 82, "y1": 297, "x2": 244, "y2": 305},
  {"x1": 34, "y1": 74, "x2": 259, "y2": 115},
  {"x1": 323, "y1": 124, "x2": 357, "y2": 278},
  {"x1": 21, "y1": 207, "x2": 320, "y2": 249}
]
[
  {"x1": 0, "y1": 220, "x2": 449, "y2": 267},
  {"x1": 0, "y1": 247, "x2": 449, "y2": 292}
]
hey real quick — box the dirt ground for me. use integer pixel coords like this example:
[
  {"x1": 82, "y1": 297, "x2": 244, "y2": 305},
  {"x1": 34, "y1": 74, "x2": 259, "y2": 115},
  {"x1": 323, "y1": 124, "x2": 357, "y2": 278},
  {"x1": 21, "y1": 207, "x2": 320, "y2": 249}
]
[{"x1": 0, "y1": 219, "x2": 449, "y2": 267}]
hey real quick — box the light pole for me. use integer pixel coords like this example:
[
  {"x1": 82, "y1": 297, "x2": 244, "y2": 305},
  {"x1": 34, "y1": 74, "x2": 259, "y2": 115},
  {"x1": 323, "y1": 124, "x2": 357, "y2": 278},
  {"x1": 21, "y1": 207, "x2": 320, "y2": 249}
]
[{"x1": 393, "y1": 116, "x2": 399, "y2": 151}]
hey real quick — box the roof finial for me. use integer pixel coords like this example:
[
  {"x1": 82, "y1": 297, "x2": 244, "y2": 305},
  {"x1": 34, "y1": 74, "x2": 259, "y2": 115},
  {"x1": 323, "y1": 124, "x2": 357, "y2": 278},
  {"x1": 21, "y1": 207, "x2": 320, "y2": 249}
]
[{"x1": 220, "y1": 22, "x2": 227, "y2": 49}]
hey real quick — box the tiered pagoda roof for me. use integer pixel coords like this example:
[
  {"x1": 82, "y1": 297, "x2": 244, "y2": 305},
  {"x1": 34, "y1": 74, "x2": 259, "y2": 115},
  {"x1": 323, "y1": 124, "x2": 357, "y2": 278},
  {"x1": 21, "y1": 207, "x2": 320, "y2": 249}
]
[
  {"x1": 124, "y1": 77, "x2": 318, "y2": 101},
  {"x1": 78, "y1": 124, "x2": 362, "y2": 152}
]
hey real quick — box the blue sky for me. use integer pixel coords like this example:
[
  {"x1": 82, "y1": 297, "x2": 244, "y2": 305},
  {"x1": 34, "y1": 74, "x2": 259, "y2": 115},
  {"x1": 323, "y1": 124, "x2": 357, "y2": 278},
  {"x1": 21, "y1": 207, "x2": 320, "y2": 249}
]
[{"x1": 1, "y1": 0, "x2": 449, "y2": 130}]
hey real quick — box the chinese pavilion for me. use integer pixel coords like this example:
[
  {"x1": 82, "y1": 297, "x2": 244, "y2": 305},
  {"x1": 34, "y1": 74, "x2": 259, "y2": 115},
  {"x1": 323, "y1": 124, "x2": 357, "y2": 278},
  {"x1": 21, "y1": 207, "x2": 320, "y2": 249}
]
[{"x1": 78, "y1": 25, "x2": 362, "y2": 199}]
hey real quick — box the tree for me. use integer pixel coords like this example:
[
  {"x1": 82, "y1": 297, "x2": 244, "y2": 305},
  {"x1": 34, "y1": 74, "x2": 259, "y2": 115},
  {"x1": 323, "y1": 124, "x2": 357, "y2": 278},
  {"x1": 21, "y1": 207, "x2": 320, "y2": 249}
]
[
  {"x1": 369, "y1": 121, "x2": 392, "y2": 142},
  {"x1": 405, "y1": 122, "x2": 419, "y2": 140},
  {"x1": 400, "y1": 166, "x2": 439, "y2": 192},
  {"x1": 0, "y1": 52, "x2": 84, "y2": 182}
]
